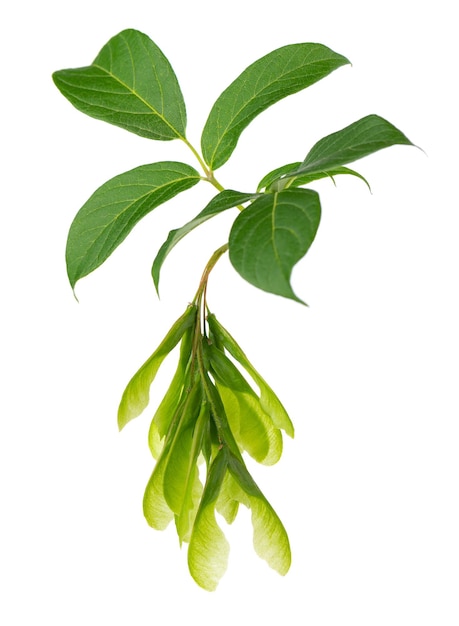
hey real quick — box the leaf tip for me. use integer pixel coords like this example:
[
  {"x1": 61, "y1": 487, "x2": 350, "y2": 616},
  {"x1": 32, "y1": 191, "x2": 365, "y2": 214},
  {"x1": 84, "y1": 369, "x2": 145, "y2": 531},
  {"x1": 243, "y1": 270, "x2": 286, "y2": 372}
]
[
  {"x1": 152, "y1": 248, "x2": 165, "y2": 297},
  {"x1": 152, "y1": 262, "x2": 162, "y2": 298},
  {"x1": 67, "y1": 262, "x2": 80, "y2": 298},
  {"x1": 289, "y1": 291, "x2": 308, "y2": 307},
  {"x1": 153, "y1": 277, "x2": 161, "y2": 299},
  {"x1": 413, "y1": 142, "x2": 427, "y2": 157},
  {"x1": 67, "y1": 265, "x2": 80, "y2": 301},
  {"x1": 71, "y1": 285, "x2": 80, "y2": 303}
]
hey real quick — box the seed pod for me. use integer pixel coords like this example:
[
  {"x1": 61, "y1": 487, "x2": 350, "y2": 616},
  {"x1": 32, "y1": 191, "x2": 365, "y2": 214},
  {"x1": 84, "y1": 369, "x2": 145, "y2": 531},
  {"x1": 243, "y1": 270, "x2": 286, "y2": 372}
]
[
  {"x1": 208, "y1": 343, "x2": 283, "y2": 465},
  {"x1": 207, "y1": 314, "x2": 294, "y2": 437},
  {"x1": 118, "y1": 304, "x2": 197, "y2": 430},
  {"x1": 143, "y1": 378, "x2": 200, "y2": 531},
  {"x1": 148, "y1": 326, "x2": 194, "y2": 457},
  {"x1": 188, "y1": 450, "x2": 229, "y2": 591}
]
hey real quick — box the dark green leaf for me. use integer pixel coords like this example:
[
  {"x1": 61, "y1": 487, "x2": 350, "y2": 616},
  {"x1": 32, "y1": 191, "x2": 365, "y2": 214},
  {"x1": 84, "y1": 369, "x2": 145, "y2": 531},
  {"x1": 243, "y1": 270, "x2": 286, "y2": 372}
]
[
  {"x1": 152, "y1": 190, "x2": 257, "y2": 293},
  {"x1": 258, "y1": 163, "x2": 371, "y2": 192},
  {"x1": 280, "y1": 166, "x2": 371, "y2": 191},
  {"x1": 292, "y1": 114, "x2": 414, "y2": 177},
  {"x1": 53, "y1": 29, "x2": 187, "y2": 141},
  {"x1": 257, "y1": 163, "x2": 301, "y2": 192},
  {"x1": 201, "y1": 43, "x2": 350, "y2": 170},
  {"x1": 66, "y1": 162, "x2": 200, "y2": 289},
  {"x1": 118, "y1": 305, "x2": 197, "y2": 430},
  {"x1": 228, "y1": 189, "x2": 321, "y2": 302}
]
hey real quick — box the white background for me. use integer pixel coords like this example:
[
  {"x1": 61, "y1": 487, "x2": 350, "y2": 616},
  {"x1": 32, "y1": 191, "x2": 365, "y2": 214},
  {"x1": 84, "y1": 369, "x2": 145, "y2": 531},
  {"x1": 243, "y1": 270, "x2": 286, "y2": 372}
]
[{"x1": 2, "y1": 1, "x2": 458, "y2": 624}]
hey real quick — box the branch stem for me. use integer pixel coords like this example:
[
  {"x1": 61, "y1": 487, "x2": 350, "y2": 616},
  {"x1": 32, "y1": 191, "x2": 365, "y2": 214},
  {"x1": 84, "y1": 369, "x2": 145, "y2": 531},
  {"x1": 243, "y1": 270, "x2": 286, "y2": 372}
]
[{"x1": 192, "y1": 243, "x2": 228, "y2": 306}]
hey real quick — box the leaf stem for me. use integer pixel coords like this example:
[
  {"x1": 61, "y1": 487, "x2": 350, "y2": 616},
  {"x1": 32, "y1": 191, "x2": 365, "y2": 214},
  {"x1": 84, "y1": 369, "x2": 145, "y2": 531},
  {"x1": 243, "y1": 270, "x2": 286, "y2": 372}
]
[
  {"x1": 181, "y1": 138, "x2": 226, "y2": 193},
  {"x1": 182, "y1": 137, "x2": 210, "y2": 174}
]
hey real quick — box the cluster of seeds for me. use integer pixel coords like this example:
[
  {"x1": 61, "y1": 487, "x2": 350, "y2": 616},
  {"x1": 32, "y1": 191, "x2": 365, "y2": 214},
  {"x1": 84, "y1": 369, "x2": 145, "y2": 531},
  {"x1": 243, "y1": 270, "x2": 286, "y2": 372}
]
[{"x1": 118, "y1": 300, "x2": 293, "y2": 590}]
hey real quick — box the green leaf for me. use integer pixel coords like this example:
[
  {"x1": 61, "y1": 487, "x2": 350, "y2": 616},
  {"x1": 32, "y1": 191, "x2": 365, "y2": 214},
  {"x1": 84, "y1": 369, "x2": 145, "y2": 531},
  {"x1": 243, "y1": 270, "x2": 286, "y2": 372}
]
[
  {"x1": 258, "y1": 162, "x2": 371, "y2": 192},
  {"x1": 281, "y1": 166, "x2": 371, "y2": 191},
  {"x1": 208, "y1": 345, "x2": 283, "y2": 465},
  {"x1": 201, "y1": 43, "x2": 350, "y2": 170},
  {"x1": 207, "y1": 314, "x2": 294, "y2": 437},
  {"x1": 152, "y1": 190, "x2": 257, "y2": 293},
  {"x1": 227, "y1": 454, "x2": 291, "y2": 577},
  {"x1": 117, "y1": 305, "x2": 197, "y2": 430},
  {"x1": 257, "y1": 162, "x2": 301, "y2": 192},
  {"x1": 53, "y1": 29, "x2": 187, "y2": 141},
  {"x1": 228, "y1": 188, "x2": 321, "y2": 302},
  {"x1": 188, "y1": 452, "x2": 229, "y2": 591},
  {"x1": 292, "y1": 114, "x2": 414, "y2": 178},
  {"x1": 66, "y1": 161, "x2": 200, "y2": 289}
]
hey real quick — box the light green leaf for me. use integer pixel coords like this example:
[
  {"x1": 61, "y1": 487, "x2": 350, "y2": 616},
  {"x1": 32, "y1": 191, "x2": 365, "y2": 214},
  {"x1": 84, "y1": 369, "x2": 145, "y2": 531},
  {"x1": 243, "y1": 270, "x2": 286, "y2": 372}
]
[
  {"x1": 143, "y1": 379, "x2": 199, "y2": 530},
  {"x1": 217, "y1": 385, "x2": 282, "y2": 465},
  {"x1": 174, "y1": 404, "x2": 209, "y2": 543},
  {"x1": 216, "y1": 471, "x2": 241, "y2": 524},
  {"x1": 174, "y1": 438, "x2": 203, "y2": 544},
  {"x1": 229, "y1": 188, "x2": 321, "y2": 302},
  {"x1": 201, "y1": 43, "x2": 350, "y2": 170},
  {"x1": 207, "y1": 314, "x2": 294, "y2": 437},
  {"x1": 152, "y1": 190, "x2": 257, "y2": 293},
  {"x1": 199, "y1": 368, "x2": 245, "y2": 461},
  {"x1": 118, "y1": 305, "x2": 197, "y2": 430},
  {"x1": 143, "y1": 418, "x2": 181, "y2": 531},
  {"x1": 201, "y1": 413, "x2": 220, "y2": 467},
  {"x1": 228, "y1": 454, "x2": 291, "y2": 576},
  {"x1": 163, "y1": 399, "x2": 207, "y2": 544},
  {"x1": 163, "y1": 426, "x2": 198, "y2": 514},
  {"x1": 188, "y1": 452, "x2": 229, "y2": 591},
  {"x1": 292, "y1": 114, "x2": 414, "y2": 178},
  {"x1": 209, "y1": 345, "x2": 283, "y2": 465},
  {"x1": 143, "y1": 450, "x2": 174, "y2": 531},
  {"x1": 147, "y1": 421, "x2": 163, "y2": 459},
  {"x1": 53, "y1": 29, "x2": 187, "y2": 141},
  {"x1": 66, "y1": 162, "x2": 200, "y2": 289},
  {"x1": 148, "y1": 326, "x2": 193, "y2": 455}
]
